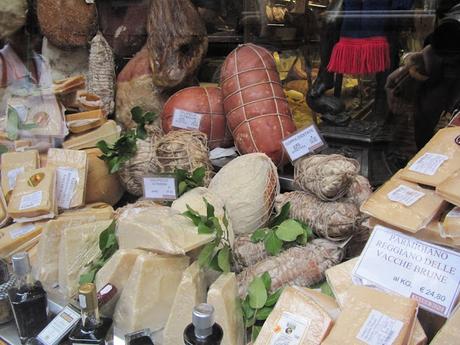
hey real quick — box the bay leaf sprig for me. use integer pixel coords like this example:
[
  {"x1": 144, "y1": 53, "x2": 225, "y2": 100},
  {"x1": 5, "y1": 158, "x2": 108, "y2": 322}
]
[
  {"x1": 97, "y1": 106, "x2": 157, "y2": 174},
  {"x1": 241, "y1": 272, "x2": 282, "y2": 341},
  {"x1": 175, "y1": 167, "x2": 206, "y2": 197},
  {"x1": 251, "y1": 203, "x2": 314, "y2": 256},
  {"x1": 183, "y1": 198, "x2": 232, "y2": 273}
]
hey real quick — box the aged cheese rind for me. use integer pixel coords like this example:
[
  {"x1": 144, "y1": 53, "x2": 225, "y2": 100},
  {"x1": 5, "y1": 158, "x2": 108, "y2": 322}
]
[
  {"x1": 207, "y1": 273, "x2": 245, "y2": 345},
  {"x1": 360, "y1": 174, "x2": 446, "y2": 233},
  {"x1": 436, "y1": 170, "x2": 460, "y2": 207},
  {"x1": 0, "y1": 222, "x2": 44, "y2": 259},
  {"x1": 163, "y1": 262, "x2": 206, "y2": 345},
  {"x1": 400, "y1": 127, "x2": 460, "y2": 187},
  {"x1": 1, "y1": 150, "x2": 39, "y2": 196},
  {"x1": 325, "y1": 257, "x2": 359, "y2": 309},
  {"x1": 63, "y1": 120, "x2": 120, "y2": 150},
  {"x1": 322, "y1": 286, "x2": 418, "y2": 345},
  {"x1": 46, "y1": 148, "x2": 88, "y2": 209},
  {"x1": 113, "y1": 253, "x2": 189, "y2": 333},
  {"x1": 430, "y1": 305, "x2": 460, "y2": 344},
  {"x1": 117, "y1": 206, "x2": 213, "y2": 255},
  {"x1": 58, "y1": 220, "x2": 113, "y2": 298},
  {"x1": 255, "y1": 286, "x2": 333, "y2": 345}
]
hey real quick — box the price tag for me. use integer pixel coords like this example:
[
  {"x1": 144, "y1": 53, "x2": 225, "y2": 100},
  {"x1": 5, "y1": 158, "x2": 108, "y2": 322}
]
[
  {"x1": 409, "y1": 153, "x2": 449, "y2": 176},
  {"x1": 282, "y1": 125, "x2": 326, "y2": 161},
  {"x1": 353, "y1": 225, "x2": 460, "y2": 317},
  {"x1": 143, "y1": 176, "x2": 177, "y2": 201},
  {"x1": 387, "y1": 185, "x2": 425, "y2": 207},
  {"x1": 172, "y1": 108, "x2": 202, "y2": 130}
]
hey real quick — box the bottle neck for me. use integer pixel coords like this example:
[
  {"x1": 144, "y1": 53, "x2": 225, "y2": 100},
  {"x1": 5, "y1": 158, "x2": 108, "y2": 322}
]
[
  {"x1": 195, "y1": 325, "x2": 212, "y2": 340},
  {"x1": 15, "y1": 272, "x2": 33, "y2": 290},
  {"x1": 81, "y1": 306, "x2": 101, "y2": 330}
]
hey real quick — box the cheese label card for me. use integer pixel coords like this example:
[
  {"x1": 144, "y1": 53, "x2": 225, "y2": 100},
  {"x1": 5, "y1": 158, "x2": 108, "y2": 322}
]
[
  {"x1": 9, "y1": 224, "x2": 36, "y2": 240},
  {"x1": 7, "y1": 167, "x2": 24, "y2": 190},
  {"x1": 356, "y1": 310, "x2": 404, "y2": 345},
  {"x1": 55, "y1": 167, "x2": 79, "y2": 209},
  {"x1": 269, "y1": 312, "x2": 310, "y2": 345},
  {"x1": 172, "y1": 109, "x2": 202, "y2": 130},
  {"x1": 353, "y1": 225, "x2": 460, "y2": 317},
  {"x1": 282, "y1": 125, "x2": 326, "y2": 161},
  {"x1": 387, "y1": 185, "x2": 425, "y2": 207},
  {"x1": 143, "y1": 176, "x2": 177, "y2": 201},
  {"x1": 447, "y1": 207, "x2": 460, "y2": 218},
  {"x1": 19, "y1": 191, "x2": 43, "y2": 210},
  {"x1": 409, "y1": 153, "x2": 449, "y2": 176}
]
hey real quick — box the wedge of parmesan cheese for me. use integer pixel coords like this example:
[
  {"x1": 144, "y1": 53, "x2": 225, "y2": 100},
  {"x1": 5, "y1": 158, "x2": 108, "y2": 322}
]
[
  {"x1": 298, "y1": 288, "x2": 340, "y2": 321},
  {"x1": 0, "y1": 222, "x2": 44, "y2": 259},
  {"x1": 255, "y1": 286, "x2": 333, "y2": 345},
  {"x1": 400, "y1": 127, "x2": 460, "y2": 187},
  {"x1": 163, "y1": 262, "x2": 207, "y2": 345},
  {"x1": 46, "y1": 148, "x2": 88, "y2": 209},
  {"x1": 117, "y1": 206, "x2": 213, "y2": 255},
  {"x1": 63, "y1": 120, "x2": 120, "y2": 150},
  {"x1": 436, "y1": 170, "x2": 460, "y2": 207},
  {"x1": 1, "y1": 150, "x2": 39, "y2": 197},
  {"x1": 207, "y1": 273, "x2": 245, "y2": 345},
  {"x1": 430, "y1": 305, "x2": 460, "y2": 344},
  {"x1": 360, "y1": 173, "x2": 446, "y2": 233},
  {"x1": 113, "y1": 253, "x2": 189, "y2": 333},
  {"x1": 322, "y1": 286, "x2": 418, "y2": 345}
]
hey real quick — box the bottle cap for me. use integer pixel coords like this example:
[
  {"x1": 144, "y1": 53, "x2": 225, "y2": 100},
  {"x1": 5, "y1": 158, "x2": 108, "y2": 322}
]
[
  {"x1": 78, "y1": 283, "x2": 98, "y2": 311},
  {"x1": 11, "y1": 252, "x2": 31, "y2": 276},
  {"x1": 192, "y1": 303, "x2": 214, "y2": 339}
]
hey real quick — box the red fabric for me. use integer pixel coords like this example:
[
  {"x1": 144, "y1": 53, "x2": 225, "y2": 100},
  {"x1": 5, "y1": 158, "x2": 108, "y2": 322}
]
[{"x1": 327, "y1": 36, "x2": 390, "y2": 75}]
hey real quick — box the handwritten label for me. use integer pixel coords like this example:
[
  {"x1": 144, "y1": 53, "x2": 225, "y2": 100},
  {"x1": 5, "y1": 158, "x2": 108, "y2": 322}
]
[
  {"x1": 172, "y1": 109, "x2": 202, "y2": 130},
  {"x1": 282, "y1": 125, "x2": 325, "y2": 161},
  {"x1": 269, "y1": 312, "x2": 309, "y2": 345},
  {"x1": 19, "y1": 191, "x2": 42, "y2": 210},
  {"x1": 56, "y1": 167, "x2": 79, "y2": 209},
  {"x1": 7, "y1": 167, "x2": 24, "y2": 190},
  {"x1": 387, "y1": 185, "x2": 425, "y2": 207},
  {"x1": 409, "y1": 153, "x2": 449, "y2": 176},
  {"x1": 356, "y1": 310, "x2": 403, "y2": 345},
  {"x1": 9, "y1": 224, "x2": 36, "y2": 240},
  {"x1": 353, "y1": 225, "x2": 460, "y2": 317},
  {"x1": 143, "y1": 177, "x2": 177, "y2": 200}
]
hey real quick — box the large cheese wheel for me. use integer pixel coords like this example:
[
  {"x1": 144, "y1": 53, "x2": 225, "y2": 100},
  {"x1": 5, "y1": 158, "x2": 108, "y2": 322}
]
[
  {"x1": 162, "y1": 86, "x2": 233, "y2": 149},
  {"x1": 85, "y1": 148, "x2": 124, "y2": 206},
  {"x1": 37, "y1": 0, "x2": 97, "y2": 49},
  {"x1": 220, "y1": 44, "x2": 296, "y2": 167}
]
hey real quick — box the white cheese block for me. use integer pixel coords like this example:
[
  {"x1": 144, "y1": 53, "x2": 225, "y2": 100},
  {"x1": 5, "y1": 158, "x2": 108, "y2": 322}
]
[
  {"x1": 255, "y1": 286, "x2": 334, "y2": 345},
  {"x1": 430, "y1": 305, "x2": 460, "y2": 344},
  {"x1": 207, "y1": 273, "x2": 245, "y2": 345},
  {"x1": 113, "y1": 253, "x2": 189, "y2": 333},
  {"x1": 163, "y1": 262, "x2": 207, "y2": 345},
  {"x1": 298, "y1": 288, "x2": 341, "y2": 321},
  {"x1": 58, "y1": 220, "x2": 113, "y2": 298},
  {"x1": 117, "y1": 206, "x2": 214, "y2": 255}
]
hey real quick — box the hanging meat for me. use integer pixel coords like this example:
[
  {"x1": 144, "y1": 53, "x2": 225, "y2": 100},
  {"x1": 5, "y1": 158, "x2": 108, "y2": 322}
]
[
  {"x1": 147, "y1": 0, "x2": 208, "y2": 88},
  {"x1": 220, "y1": 43, "x2": 297, "y2": 167}
]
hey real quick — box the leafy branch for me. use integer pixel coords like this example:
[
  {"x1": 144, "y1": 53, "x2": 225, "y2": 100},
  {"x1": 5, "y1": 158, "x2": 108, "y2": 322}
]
[
  {"x1": 175, "y1": 167, "x2": 206, "y2": 197},
  {"x1": 97, "y1": 107, "x2": 157, "y2": 174},
  {"x1": 241, "y1": 272, "x2": 282, "y2": 342},
  {"x1": 6, "y1": 105, "x2": 38, "y2": 140},
  {"x1": 251, "y1": 203, "x2": 314, "y2": 256},
  {"x1": 79, "y1": 221, "x2": 119, "y2": 284},
  {"x1": 182, "y1": 198, "x2": 232, "y2": 273}
]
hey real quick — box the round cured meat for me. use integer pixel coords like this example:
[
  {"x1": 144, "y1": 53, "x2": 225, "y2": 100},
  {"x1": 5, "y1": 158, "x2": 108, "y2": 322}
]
[{"x1": 162, "y1": 86, "x2": 233, "y2": 149}]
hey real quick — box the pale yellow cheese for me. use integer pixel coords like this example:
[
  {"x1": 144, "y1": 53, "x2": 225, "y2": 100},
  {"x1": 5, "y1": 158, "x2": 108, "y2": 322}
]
[
  {"x1": 207, "y1": 273, "x2": 245, "y2": 345},
  {"x1": 298, "y1": 288, "x2": 340, "y2": 321},
  {"x1": 117, "y1": 206, "x2": 214, "y2": 255},
  {"x1": 410, "y1": 321, "x2": 428, "y2": 345},
  {"x1": 436, "y1": 170, "x2": 460, "y2": 206},
  {"x1": 58, "y1": 202, "x2": 114, "y2": 219},
  {"x1": 163, "y1": 262, "x2": 207, "y2": 345},
  {"x1": 361, "y1": 174, "x2": 446, "y2": 233},
  {"x1": 325, "y1": 257, "x2": 359, "y2": 309},
  {"x1": 63, "y1": 120, "x2": 120, "y2": 150},
  {"x1": 441, "y1": 207, "x2": 460, "y2": 239},
  {"x1": 430, "y1": 305, "x2": 460, "y2": 344},
  {"x1": 322, "y1": 286, "x2": 418, "y2": 345},
  {"x1": 414, "y1": 220, "x2": 460, "y2": 250},
  {"x1": 0, "y1": 222, "x2": 44, "y2": 259},
  {"x1": 46, "y1": 148, "x2": 88, "y2": 209},
  {"x1": 0, "y1": 188, "x2": 8, "y2": 227},
  {"x1": 1, "y1": 150, "x2": 39, "y2": 196},
  {"x1": 113, "y1": 253, "x2": 189, "y2": 333},
  {"x1": 7, "y1": 168, "x2": 57, "y2": 222},
  {"x1": 400, "y1": 127, "x2": 460, "y2": 187},
  {"x1": 255, "y1": 286, "x2": 333, "y2": 345},
  {"x1": 58, "y1": 220, "x2": 113, "y2": 298}
]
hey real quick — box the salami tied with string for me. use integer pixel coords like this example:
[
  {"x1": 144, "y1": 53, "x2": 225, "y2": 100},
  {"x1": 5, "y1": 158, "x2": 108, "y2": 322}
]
[
  {"x1": 162, "y1": 86, "x2": 233, "y2": 149},
  {"x1": 220, "y1": 44, "x2": 296, "y2": 167}
]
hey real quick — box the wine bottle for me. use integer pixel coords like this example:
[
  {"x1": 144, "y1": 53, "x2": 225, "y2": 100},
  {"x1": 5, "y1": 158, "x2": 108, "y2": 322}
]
[{"x1": 184, "y1": 304, "x2": 223, "y2": 345}]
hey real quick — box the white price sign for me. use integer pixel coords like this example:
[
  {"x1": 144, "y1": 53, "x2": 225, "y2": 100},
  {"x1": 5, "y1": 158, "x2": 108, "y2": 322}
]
[
  {"x1": 143, "y1": 176, "x2": 177, "y2": 201},
  {"x1": 282, "y1": 125, "x2": 325, "y2": 161},
  {"x1": 172, "y1": 108, "x2": 202, "y2": 130},
  {"x1": 353, "y1": 226, "x2": 460, "y2": 317}
]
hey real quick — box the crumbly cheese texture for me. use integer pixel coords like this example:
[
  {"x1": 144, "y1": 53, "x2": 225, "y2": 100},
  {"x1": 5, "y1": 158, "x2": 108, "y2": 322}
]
[
  {"x1": 430, "y1": 305, "x2": 460, "y2": 344},
  {"x1": 361, "y1": 174, "x2": 446, "y2": 233},
  {"x1": 58, "y1": 220, "x2": 113, "y2": 298},
  {"x1": 63, "y1": 120, "x2": 120, "y2": 150},
  {"x1": 113, "y1": 253, "x2": 189, "y2": 333},
  {"x1": 1, "y1": 150, "x2": 39, "y2": 195},
  {"x1": 325, "y1": 257, "x2": 359, "y2": 309},
  {"x1": 0, "y1": 222, "x2": 44, "y2": 258},
  {"x1": 207, "y1": 273, "x2": 245, "y2": 345},
  {"x1": 436, "y1": 170, "x2": 460, "y2": 207},
  {"x1": 255, "y1": 286, "x2": 333, "y2": 345},
  {"x1": 400, "y1": 127, "x2": 460, "y2": 187},
  {"x1": 7, "y1": 168, "x2": 57, "y2": 221},
  {"x1": 46, "y1": 148, "x2": 88, "y2": 209},
  {"x1": 208, "y1": 153, "x2": 280, "y2": 235},
  {"x1": 298, "y1": 288, "x2": 340, "y2": 321},
  {"x1": 322, "y1": 286, "x2": 418, "y2": 345},
  {"x1": 163, "y1": 262, "x2": 207, "y2": 345},
  {"x1": 172, "y1": 187, "x2": 235, "y2": 248},
  {"x1": 117, "y1": 206, "x2": 214, "y2": 255}
]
